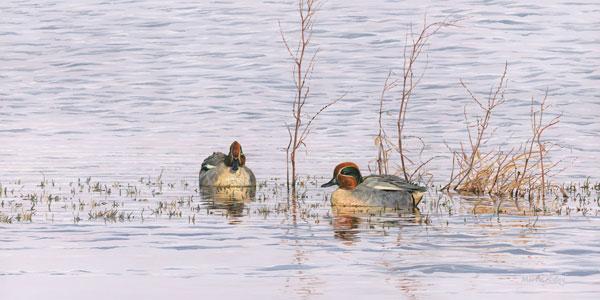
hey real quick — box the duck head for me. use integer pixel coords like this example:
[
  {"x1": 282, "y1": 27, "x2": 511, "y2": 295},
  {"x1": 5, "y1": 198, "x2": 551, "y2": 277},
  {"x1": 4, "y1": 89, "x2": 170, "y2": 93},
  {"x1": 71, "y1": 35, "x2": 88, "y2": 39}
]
[
  {"x1": 321, "y1": 162, "x2": 363, "y2": 190},
  {"x1": 224, "y1": 141, "x2": 246, "y2": 171}
]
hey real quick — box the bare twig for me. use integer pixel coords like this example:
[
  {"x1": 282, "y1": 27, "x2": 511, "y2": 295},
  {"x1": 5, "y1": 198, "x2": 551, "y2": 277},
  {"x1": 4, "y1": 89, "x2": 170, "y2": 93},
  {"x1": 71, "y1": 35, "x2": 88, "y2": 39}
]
[
  {"x1": 396, "y1": 15, "x2": 462, "y2": 180},
  {"x1": 374, "y1": 14, "x2": 462, "y2": 182},
  {"x1": 452, "y1": 62, "x2": 507, "y2": 190},
  {"x1": 445, "y1": 66, "x2": 565, "y2": 199},
  {"x1": 280, "y1": 0, "x2": 343, "y2": 189},
  {"x1": 375, "y1": 70, "x2": 398, "y2": 175}
]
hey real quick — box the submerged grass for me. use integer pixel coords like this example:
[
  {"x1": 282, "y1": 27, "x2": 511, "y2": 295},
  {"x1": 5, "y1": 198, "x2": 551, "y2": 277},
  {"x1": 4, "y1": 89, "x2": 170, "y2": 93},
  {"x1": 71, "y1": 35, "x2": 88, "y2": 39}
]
[{"x1": 0, "y1": 173, "x2": 597, "y2": 231}]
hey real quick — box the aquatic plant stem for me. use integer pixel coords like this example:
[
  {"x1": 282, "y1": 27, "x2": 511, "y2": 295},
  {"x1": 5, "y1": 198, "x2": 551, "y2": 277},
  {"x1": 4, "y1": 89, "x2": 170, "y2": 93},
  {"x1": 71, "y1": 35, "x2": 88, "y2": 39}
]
[
  {"x1": 279, "y1": 0, "x2": 343, "y2": 189},
  {"x1": 374, "y1": 14, "x2": 461, "y2": 180},
  {"x1": 397, "y1": 15, "x2": 461, "y2": 180},
  {"x1": 451, "y1": 62, "x2": 507, "y2": 190}
]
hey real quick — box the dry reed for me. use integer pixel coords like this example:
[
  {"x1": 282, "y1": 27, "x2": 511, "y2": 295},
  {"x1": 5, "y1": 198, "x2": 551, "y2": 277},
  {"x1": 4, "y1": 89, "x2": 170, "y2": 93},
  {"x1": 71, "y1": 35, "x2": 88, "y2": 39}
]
[
  {"x1": 373, "y1": 14, "x2": 461, "y2": 183},
  {"x1": 279, "y1": 0, "x2": 344, "y2": 189},
  {"x1": 444, "y1": 63, "x2": 564, "y2": 198}
]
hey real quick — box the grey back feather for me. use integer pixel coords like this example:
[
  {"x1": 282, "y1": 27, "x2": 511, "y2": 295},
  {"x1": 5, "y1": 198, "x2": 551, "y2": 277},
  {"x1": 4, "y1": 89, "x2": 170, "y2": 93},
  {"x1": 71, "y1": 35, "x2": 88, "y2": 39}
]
[
  {"x1": 200, "y1": 152, "x2": 226, "y2": 173},
  {"x1": 362, "y1": 175, "x2": 426, "y2": 193}
]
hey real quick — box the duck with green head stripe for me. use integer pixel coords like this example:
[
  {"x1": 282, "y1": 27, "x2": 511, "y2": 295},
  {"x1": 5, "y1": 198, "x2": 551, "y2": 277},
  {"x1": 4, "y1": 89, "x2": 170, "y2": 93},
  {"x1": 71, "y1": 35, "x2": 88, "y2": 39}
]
[
  {"x1": 321, "y1": 162, "x2": 426, "y2": 208},
  {"x1": 199, "y1": 141, "x2": 256, "y2": 187}
]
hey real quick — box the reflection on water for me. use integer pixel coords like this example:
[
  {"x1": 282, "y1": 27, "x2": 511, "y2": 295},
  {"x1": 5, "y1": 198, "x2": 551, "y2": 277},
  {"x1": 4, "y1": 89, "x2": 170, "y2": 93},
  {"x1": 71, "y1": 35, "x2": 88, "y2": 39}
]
[
  {"x1": 0, "y1": 175, "x2": 599, "y2": 298},
  {"x1": 331, "y1": 206, "x2": 421, "y2": 243},
  {"x1": 427, "y1": 189, "x2": 570, "y2": 218},
  {"x1": 332, "y1": 214, "x2": 362, "y2": 243},
  {"x1": 199, "y1": 186, "x2": 256, "y2": 224}
]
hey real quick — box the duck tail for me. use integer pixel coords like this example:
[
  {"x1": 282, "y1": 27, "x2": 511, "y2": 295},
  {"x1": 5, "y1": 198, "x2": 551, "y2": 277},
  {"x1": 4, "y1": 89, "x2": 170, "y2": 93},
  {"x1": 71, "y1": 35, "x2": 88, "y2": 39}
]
[{"x1": 412, "y1": 191, "x2": 425, "y2": 206}]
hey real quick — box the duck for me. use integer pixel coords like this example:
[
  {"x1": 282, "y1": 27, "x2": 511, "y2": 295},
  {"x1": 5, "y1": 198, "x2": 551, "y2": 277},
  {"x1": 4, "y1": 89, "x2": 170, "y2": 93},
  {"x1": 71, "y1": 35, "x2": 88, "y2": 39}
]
[
  {"x1": 199, "y1": 141, "x2": 256, "y2": 187},
  {"x1": 321, "y1": 162, "x2": 426, "y2": 208}
]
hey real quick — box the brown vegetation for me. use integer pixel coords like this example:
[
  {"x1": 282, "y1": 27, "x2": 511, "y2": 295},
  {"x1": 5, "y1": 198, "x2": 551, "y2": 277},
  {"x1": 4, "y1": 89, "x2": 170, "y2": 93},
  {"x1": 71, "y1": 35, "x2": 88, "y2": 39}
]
[
  {"x1": 373, "y1": 15, "x2": 461, "y2": 183},
  {"x1": 368, "y1": 15, "x2": 566, "y2": 198},
  {"x1": 444, "y1": 63, "x2": 564, "y2": 198},
  {"x1": 279, "y1": 0, "x2": 344, "y2": 189}
]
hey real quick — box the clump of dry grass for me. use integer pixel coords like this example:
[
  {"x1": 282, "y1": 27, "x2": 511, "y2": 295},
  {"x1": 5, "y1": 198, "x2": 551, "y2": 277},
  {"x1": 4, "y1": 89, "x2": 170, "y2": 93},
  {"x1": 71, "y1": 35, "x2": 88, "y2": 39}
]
[{"x1": 444, "y1": 63, "x2": 564, "y2": 198}]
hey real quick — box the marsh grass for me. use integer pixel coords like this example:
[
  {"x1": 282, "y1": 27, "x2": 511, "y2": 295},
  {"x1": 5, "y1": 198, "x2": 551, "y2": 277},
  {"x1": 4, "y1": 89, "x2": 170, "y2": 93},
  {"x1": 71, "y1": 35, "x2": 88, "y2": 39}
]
[
  {"x1": 443, "y1": 64, "x2": 565, "y2": 199},
  {"x1": 0, "y1": 172, "x2": 598, "y2": 241},
  {"x1": 367, "y1": 15, "x2": 567, "y2": 201}
]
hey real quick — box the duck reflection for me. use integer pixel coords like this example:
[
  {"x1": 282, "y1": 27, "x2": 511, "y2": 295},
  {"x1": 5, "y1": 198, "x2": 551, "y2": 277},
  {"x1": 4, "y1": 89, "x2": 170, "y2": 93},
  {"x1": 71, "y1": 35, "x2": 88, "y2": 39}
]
[
  {"x1": 199, "y1": 186, "x2": 256, "y2": 224},
  {"x1": 332, "y1": 213, "x2": 361, "y2": 243},
  {"x1": 332, "y1": 206, "x2": 421, "y2": 244}
]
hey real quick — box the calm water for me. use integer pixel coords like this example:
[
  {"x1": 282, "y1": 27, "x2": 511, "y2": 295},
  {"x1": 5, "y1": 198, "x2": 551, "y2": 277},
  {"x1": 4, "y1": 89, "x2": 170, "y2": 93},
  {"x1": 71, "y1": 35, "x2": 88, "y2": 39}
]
[{"x1": 1, "y1": 0, "x2": 599, "y2": 298}]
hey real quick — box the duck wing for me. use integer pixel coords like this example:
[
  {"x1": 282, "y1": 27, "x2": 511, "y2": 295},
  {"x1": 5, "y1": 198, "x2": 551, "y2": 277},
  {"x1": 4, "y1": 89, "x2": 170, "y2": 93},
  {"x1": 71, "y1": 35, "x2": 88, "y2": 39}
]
[
  {"x1": 201, "y1": 152, "x2": 226, "y2": 172},
  {"x1": 363, "y1": 175, "x2": 426, "y2": 192}
]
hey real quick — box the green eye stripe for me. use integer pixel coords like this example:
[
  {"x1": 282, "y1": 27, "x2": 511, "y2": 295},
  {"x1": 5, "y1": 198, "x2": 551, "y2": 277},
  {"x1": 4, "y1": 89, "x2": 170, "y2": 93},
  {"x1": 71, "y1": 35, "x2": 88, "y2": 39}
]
[{"x1": 339, "y1": 167, "x2": 361, "y2": 183}]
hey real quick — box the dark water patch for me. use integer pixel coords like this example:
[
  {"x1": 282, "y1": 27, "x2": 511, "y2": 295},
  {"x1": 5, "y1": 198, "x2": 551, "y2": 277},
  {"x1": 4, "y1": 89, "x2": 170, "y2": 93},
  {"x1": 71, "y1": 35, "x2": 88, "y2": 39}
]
[
  {"x1": 106, "y1": 232, "x2": 148, "y2": 237},
  {"x1": 554, "y1": 249, "x2": 600, "y2": 255},
  {"x1": 34, "y1": 236, "x2": 56, "y2": 240},
  {"x1": 296, "y1": 243, "x2": 348, "y2": 252},
  {"x1": 0, "y1": 128, "x2": 31, "y2": 133},
  {"x1": 45, "y1": 229, "x2": 89, "y2": 233},
  {"x1": 271, "y1": 234, "x2": 331, "y2": 241},
  {"x1": 0, "y1": 271, "x2": 26, "y2": 276},
  {"x1": 209, "y1": 236, "x2": 260, "y2": 241},
  {"x1": 163, "y1": 267, "x2": 195, "y2": 271},
  {"x1": 137, "y1": 22, "x2": 173, "y2": 28},
  {"x1": 126, "y1": 268, "x2": 147, "y2": 272},
  {"x1": 383, "y1": 245, "x2": 420, "y2": 251},
  {"x1": 511, "y1": 12, "x2": 542, "y2": 17},
  {"x1": 258, "y1": 264, "x2": 318, "y2": 272},
  {"x1": 160, "y1": 245, "x2": 241, "y2": 251},
  {"x1": 477, "y1": 19, "x2": 528, "y2": 25},
  {"x1": 153, "y1": 232, "x2": 216, "y2": 237},
  {"x1": 0, "y1": 247, "x2": 34, "y2": 250},
  {"x1": 561, "y1": 2, "x2": 593, "y2": 5},
  {"x1": 69, "y1": 237, "x2": 129, "y2": 243},
  {"x1": 338, "y1": 32, "x2": 376, "y2": 39},
  {"x1": 361, "y1": 248, "x2": 390, "y2": 253},
  {"x1": 392, "y1": 263, "x2": 554, "y2": 275},
  {"x1": 493, "y1": 249, "x2": 544, "y2": 256},
  {"x1": 371, "y1": 38, "x2": 402, "y2": 45},
  {"x1": 562, "y1": 270, "x2": 600, "y2": 276},
  {"x1": 92, "y1": 246, "x2": 122, "y2": 250},
  {"x1": 423, "y1": 233, "x2": 487, "y2": 240}
]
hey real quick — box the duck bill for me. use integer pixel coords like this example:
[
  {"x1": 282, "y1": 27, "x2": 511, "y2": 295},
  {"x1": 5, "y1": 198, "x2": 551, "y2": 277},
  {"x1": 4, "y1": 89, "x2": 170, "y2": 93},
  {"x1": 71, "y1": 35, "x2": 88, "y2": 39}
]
[
  {"x1": 321, "y1": 177, "x2": 338, "y2": 187},
  {"x1": 232, "y1": 157, "x2": 240, "y2": 171}
]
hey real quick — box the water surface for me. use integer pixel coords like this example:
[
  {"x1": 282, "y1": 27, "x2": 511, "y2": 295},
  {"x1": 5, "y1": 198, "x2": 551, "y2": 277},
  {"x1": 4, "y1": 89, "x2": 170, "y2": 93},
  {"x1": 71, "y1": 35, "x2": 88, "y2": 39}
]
[{"x1": 1, "y1": 0, "x2": 599, "y2": 299}]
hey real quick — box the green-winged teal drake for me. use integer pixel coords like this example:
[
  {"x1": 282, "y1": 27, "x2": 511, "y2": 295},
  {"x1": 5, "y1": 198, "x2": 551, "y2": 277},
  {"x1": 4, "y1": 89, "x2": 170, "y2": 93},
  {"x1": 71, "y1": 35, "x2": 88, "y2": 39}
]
[
  {"x1": 199, "y1": 141, "x2": 256, "y2": 187},
  {"x1": 321, "y1": 162, "x2": 426, "y2": 208}
]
